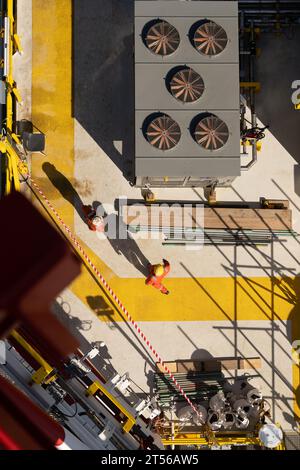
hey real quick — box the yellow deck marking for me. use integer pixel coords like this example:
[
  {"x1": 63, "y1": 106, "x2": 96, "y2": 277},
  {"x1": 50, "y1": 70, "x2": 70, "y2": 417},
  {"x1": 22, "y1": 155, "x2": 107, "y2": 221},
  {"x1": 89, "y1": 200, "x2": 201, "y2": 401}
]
[
  {"x1": 291, "y1": 306, "x2": 300, "y2": 421},
  {"x1": 71, "y1": 273, "x2": 299, "y2": 322},
  {"x1": 32, "y1": 0, "x2": 74, "y2": 229},
  {"x1": 32, "y1": 0, "x2": 299, "y2": 423}
]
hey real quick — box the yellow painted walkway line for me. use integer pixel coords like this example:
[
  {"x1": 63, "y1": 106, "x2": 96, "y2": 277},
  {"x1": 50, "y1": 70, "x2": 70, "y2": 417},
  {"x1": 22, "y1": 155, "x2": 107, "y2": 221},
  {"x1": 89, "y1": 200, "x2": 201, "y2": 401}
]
[
  {"x1": 292, "y1": 316, "x2": 300, "y2": 422},
  {"x1": 32, "y1": 0, "x2": 74, "y2": 229},
  {"x1": 72, "y1": 272, "x2": 299, "y2": 322},
  {"x1": 32, "y1": 0, "x2": 299, "y2": 422}
]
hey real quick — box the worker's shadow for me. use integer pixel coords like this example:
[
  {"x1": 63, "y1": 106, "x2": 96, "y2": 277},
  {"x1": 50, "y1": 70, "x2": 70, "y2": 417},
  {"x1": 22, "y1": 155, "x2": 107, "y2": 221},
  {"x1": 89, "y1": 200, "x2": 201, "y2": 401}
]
[
  {"x1": 72, "y1": 0, "x2": 135, "y2": 183},
  {"x1": 53, "y1": 299, "x2": 113, "y2": 372},
  {"x1": 145, "y1": 367, "x2": 155, "y2": 398},
  {"x1": 93, "y1": 201, "x2": 150, "y2": 276},
  {"x1": 42, "y1": 162, "x2": 85, "y2": 222}
]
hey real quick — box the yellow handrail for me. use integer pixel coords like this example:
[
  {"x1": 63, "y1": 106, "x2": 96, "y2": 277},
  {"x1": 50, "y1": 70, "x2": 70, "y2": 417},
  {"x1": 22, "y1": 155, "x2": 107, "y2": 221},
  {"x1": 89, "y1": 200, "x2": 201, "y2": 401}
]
[
  {"x1": 10, "y1": 331, "x2": 136, "y2": 433},
  {"x1": 162, "y1": 434, "x2": 261, "y2": 447},
  {"x1": 1, "y1": 0, "x2": 22, "y2": 197},
  {"x1": 10, "y1": 330, "x2": 55, "y2": 384},
  {"x1": 86, "y1": 380, "x2": 136, "y2": 433},
  {"x1": 0, "y1": 139, "x2": 21, "y2": 193}
]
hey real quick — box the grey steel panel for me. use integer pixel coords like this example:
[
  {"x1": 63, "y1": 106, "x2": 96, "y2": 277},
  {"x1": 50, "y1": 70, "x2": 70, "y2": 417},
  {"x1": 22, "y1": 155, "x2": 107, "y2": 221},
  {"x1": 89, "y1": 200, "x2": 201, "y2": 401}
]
[
  {"x1": 136, "y1": 157, "x2": 241, "y2": 177},
  {"x1": 136, "y1": 109, "x2": 240, "y2": 158},
  {"x1": 0, "y1": 81, "x2": 5, "y2": 104},
  {"x1": 135, "y1": 16, "x2": 239, "y2": 64},
  {"x1": 135, "y1": 1, "x2": 238, "y2": 18},
  {"x1": 135, "y1": 63, "x2": 240, "y2": 110},
  {"x1": 0, "y1": 340, "x2": 5, "y2": 364},
  {"x1": 134, "y1": 1, "x2": 240, "y2": 179}
]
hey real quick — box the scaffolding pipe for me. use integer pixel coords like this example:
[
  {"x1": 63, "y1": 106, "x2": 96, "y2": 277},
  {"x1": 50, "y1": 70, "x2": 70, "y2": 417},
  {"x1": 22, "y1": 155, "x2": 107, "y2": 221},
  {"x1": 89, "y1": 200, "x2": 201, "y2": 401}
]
[
  {"x1": 240, "y1": 9, "x2": 300, "y2": 13},
  {"x1": 239, "y1": 0, "x2": 300, "y2": 3},
  {"x1": 241, "y1": 21, "x2": 259, "y2": 171}
]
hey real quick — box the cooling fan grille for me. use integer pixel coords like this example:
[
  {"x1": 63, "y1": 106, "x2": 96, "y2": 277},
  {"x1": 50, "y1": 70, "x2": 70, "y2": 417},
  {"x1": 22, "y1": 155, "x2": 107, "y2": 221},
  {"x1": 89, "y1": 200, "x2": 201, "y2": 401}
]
[
  {"x1": 145, "y1": 20, "x2": 180, "y2": 56},
  {"x1": 193, "y1": 21, "x2": 228, "y2": 56},
  {"x1": 169, "y1": 67, "x2": 205, "y2": 103},
  {"x1": 145, "y1": 114, "x2": 181, "y2": 150},
  {"x1": 194, "y1": 115, "x2": 229, "y2": 150}
]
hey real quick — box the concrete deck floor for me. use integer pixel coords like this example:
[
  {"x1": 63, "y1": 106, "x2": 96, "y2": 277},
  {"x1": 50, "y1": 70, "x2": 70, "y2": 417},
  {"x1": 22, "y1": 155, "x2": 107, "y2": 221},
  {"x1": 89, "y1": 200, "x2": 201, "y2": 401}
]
[{"x1": 17, "y1": 0, "x2": 300, "y2": 440}]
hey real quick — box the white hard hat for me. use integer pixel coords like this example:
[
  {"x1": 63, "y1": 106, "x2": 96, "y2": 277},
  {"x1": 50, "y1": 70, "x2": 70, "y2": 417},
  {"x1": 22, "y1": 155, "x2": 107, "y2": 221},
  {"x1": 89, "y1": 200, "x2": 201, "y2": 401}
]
[{"x1": 92, "y1": 216, "x2": 104, "y2": 226}]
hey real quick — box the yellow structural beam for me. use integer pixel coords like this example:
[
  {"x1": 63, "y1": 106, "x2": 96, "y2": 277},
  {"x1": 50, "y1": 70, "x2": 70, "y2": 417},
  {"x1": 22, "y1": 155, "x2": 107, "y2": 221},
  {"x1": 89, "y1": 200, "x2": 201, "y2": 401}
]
[
  {"x1": 7, "y1": 0, "x2": 13, "y2": 20},
  {"x1": 291, "y1": 311, "x2": 300, "y2": 422},
  {"x1": 10, "y1": 330, "x2": 56, "y2": 385},
  {"x1": 13, "y1": 33, "x2": 23, "y2": 54},
  {"x1": 6, "y1": 89, "x2": 13, "y2": 133},
  {"x1": 0, "y1": 138, "x2": 21, "y2": 194},
  {"x1": 241, "y1": 27, "x2": 261, "y2": 35},
  {"x1": 0, "y1": 0, "x2": 22, "y2": 198},
  {"x1": 5, "y1": 0, "x2": 22, "y2": 131},
  {"x1": 162, "y1": 435, "x2": 261, "y2": 447},
  {"x1": 275, "y1": 442, "x2": 286, "y2": 450},
  {"x1": 11, "y1": 330, "x2": 137, "y2": 432},
  {"x1": 86, "y1": 381, "x2": 136, "y2": 433},
  {"x1": 240, "y1": 82, "x2": 261, "y2": 92}
]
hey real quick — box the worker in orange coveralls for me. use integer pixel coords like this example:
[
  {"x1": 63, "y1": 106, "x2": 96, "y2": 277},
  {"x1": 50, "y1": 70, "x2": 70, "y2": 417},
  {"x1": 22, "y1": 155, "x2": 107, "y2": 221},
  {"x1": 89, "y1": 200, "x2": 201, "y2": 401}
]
[
  {"x1": 145, "y1": 259, "x2": 170, "y2": 295},
  {"x1": 82, "y1": 205, "x2": 105, "y2": 232}
]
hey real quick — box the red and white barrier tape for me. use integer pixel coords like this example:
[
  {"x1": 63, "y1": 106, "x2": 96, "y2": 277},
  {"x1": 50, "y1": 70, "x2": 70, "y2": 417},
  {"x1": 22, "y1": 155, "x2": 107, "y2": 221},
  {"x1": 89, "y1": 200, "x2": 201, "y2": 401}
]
[{"x1": 25, "y1": 173, "x2": 201, "y2": 418}]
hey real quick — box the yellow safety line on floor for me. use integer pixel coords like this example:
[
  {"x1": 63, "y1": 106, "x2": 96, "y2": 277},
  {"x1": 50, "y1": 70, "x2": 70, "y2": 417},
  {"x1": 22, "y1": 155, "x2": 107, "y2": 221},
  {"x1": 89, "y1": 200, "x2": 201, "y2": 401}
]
[
  {"x1": 32, "y1": 0, "x2": 112, "y2": 281},
  {"x1": 31, "y1": 0, "x2": 299, "y2": 423},
  {"x1": 71, "y1": 273, "x2": 298, "y2": 321},
  {"x1": 32, "y1": 0, "x2": 74, "y2": 229}
]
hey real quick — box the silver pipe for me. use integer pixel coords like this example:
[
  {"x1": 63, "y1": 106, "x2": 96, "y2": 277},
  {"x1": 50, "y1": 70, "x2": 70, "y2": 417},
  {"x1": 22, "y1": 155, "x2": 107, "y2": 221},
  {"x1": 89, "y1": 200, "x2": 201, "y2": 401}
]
[
  {"x1": 245, "y1": 20, "x2": 298, "y2": 23},
  {"x1": 3, "y1": 16, "x2": 9, "y2": 77},
  {"x1": 241, "y1": 110, "x2": 258, "y2": 170},
  {"x1": 239, "y1": 0, "x2": 300, "y2": 3},
  {"x1": 241, "y1": 21, "x2": 258, "y2": 171},
  {"x1": 240, "y1": 9, "x2": 300, "y2": 14}
]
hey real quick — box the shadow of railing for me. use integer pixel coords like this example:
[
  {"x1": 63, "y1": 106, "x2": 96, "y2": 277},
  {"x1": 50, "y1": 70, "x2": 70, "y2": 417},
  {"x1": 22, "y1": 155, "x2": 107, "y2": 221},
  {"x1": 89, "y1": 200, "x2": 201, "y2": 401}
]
[
  {"x1": 72, "y1": 0, "x2": 135, "y2": 183},
  {"x1": 181, "y1": 187, "x2": 300, "y2": 425},
  {"x1": 85, "y1": 294, "x2": 155, "y2": 370}
]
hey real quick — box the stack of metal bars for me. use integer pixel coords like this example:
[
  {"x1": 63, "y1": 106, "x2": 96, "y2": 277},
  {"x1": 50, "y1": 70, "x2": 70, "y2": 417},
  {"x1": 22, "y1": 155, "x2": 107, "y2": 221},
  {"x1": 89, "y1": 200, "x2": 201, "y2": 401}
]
[
  {"x1": 128, "y1": 225, "x2": 298, "y2": 245},
  {"x1": 155, "y1": 371, "x2": 225, "y2": 408}
]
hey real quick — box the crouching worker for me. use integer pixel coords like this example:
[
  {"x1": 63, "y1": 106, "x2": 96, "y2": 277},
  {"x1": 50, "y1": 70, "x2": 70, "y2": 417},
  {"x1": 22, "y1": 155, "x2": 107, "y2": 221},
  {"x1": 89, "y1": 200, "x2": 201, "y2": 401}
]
[
  {"x1": 146, "y1": 259, "x2": 170, "y2": 295},
  {"x1": 82, "y1": 205, "x2": 105, "y2": 232}
]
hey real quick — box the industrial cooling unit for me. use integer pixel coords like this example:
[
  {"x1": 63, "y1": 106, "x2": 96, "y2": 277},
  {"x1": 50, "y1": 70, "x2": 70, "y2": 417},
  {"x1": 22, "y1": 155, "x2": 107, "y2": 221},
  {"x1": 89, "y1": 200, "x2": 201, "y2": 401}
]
[{"x1": 134, "y1": 0, "x2": 240, "y2": 188}]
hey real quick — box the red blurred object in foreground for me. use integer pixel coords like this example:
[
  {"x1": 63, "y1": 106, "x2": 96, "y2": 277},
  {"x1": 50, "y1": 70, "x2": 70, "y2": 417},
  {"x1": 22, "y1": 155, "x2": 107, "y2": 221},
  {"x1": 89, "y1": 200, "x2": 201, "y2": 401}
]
[
  {"x1": 0, "y1": 425, "x2": 21, "y2": 450},
  {"x1": 0, "y1": 192, "x2": 83, "y2": 449},
  {"x1": 0, "y1": 192, "x2": 81, "y2": 364},
  {"x1": 0, "y1": 374, "x2": 65, "y2": 450}
]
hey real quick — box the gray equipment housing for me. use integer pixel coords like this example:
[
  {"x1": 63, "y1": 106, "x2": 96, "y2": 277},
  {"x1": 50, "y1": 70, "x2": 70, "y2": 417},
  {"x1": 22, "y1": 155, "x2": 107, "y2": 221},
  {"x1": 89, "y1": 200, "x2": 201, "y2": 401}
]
[{"x1": 134, "y1": 1, "x2": 240, "y2": 188}]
